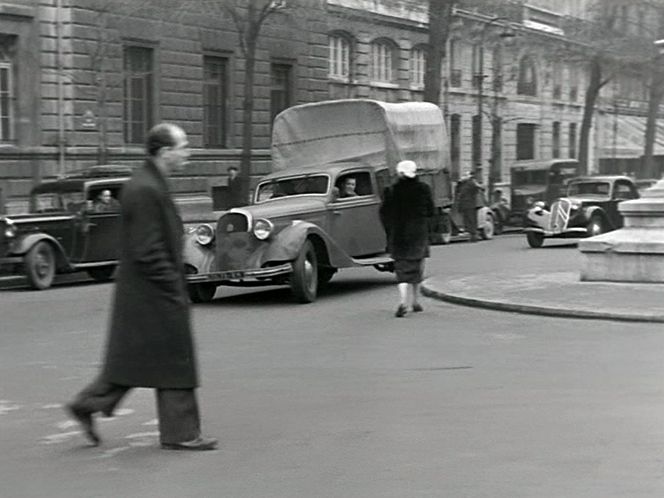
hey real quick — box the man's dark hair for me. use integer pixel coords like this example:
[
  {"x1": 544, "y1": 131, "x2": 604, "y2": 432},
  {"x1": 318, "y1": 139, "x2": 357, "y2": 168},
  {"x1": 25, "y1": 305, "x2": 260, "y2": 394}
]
[
  {"x1": 228, "y1": 166, "x2": 239, "y2": 173},
  {"x1": 146, "y1": 123, "x2": 178, "y2": 157}
]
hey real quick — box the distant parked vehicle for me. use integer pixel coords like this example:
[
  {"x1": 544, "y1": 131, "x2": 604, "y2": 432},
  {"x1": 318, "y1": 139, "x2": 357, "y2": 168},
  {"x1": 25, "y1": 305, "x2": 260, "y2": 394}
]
[
  {"x1": 510, "y1": 159, "x2": 579, "y2": 224},
  {"x1": 0, "y1": 166, "x2": 130, "y2": 289},
  {"x1": 523, "y1": 175, "x2": 639, "y2": 248}
]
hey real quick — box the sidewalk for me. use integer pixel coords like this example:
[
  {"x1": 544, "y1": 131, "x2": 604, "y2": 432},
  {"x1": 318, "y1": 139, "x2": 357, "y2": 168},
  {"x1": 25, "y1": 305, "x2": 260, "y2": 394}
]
[{"x1": 422, "y1": 235, "x2": 664, "y2": 323}]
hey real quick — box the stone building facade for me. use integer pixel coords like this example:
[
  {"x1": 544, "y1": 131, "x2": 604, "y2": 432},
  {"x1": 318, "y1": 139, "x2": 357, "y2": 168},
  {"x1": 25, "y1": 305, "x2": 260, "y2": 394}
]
[{"x1": 0, "y1": 0, "x2": 659, "y2": 211}]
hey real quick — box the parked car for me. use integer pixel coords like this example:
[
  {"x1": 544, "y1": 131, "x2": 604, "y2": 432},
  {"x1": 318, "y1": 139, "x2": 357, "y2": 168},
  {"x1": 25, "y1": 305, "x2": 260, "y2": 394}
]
[
  {"x1": 0, "y1": 166, "x2": 130, "y2": 289},
  {"x1": 510, "y1": 159, "x2": 579, "y2": 224},
  {"x1": 523, "y1": 175, "x2": 639, "y2": 248}
]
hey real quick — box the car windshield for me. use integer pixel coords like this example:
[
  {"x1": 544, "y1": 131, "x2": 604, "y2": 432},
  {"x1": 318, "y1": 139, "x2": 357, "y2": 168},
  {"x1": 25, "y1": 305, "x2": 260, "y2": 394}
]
[
  {"x1": 32, "y1": 191, "x2": 86, "y2": 213},
  {"x1": 256, "y1": 175, "x2": 329, "y2": 202},
  {"x1": 566, "y1": 181, "x2": 611, "y2": 197}
]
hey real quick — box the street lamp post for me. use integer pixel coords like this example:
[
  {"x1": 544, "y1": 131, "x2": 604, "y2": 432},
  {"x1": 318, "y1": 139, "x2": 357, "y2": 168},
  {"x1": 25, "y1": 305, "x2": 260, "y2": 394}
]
[{"x1": 475, "y1": 17, "x2": 514, "y2": 195}]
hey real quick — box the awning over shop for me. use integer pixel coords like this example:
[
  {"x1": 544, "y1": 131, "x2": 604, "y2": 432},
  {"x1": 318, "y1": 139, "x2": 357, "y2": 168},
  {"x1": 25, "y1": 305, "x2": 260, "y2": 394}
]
[{"x1": 599, "y1": 114, "x2": 664, "y2": 158}]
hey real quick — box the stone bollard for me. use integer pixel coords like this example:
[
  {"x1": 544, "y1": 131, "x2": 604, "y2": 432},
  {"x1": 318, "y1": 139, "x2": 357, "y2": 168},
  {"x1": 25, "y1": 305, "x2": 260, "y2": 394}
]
[{"x1": 579, "y1": 178, "x2": 664, "y2": 282}]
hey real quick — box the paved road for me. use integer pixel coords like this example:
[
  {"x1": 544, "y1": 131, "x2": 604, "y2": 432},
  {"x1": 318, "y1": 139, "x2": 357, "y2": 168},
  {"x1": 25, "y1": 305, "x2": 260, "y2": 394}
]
[{"x1": 2, "y1": 236, "x2": 664, "y2": 497}]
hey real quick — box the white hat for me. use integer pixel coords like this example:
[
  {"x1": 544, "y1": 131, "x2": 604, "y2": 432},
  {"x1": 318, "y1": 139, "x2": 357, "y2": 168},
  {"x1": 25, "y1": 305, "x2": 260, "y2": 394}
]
[{"x1": 396, "y1": 160, "x2": 417, "y2": 178}]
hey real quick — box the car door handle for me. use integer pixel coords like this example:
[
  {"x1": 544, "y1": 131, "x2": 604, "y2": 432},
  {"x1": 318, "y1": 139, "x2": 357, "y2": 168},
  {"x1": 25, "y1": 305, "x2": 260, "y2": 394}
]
[
  {"x1": 333, "y1": 211, "x2": 342, "y2": 216},
  {"x1": 88, "y1": 222, "x2": 97, "y2": 227}
]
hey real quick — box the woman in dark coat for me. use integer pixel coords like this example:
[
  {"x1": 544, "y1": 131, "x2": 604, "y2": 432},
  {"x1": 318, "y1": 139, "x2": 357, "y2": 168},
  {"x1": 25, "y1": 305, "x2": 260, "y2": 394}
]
[
  {"x1": 381, "y1": 160, "x2": 435, "y2": 317},
  {"x1": 66, "y1": 123, "x2": 216, "y2": 451}
]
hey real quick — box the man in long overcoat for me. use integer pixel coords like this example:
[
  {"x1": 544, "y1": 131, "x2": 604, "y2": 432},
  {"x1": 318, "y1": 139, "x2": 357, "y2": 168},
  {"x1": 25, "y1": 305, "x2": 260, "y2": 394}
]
[
  {"x1": 380, "y1": 160, "x2": 435, "y2": 317},
  {"x1": 66, "y1": 123, "x2": 217, "y2": 451}
]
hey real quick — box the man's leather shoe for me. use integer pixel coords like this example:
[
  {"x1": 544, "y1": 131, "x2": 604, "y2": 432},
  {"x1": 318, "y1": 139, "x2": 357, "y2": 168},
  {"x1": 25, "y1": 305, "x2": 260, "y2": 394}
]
[
  {"x1": 66, "y1": 403, "x2": 101, "y2": 446},
  {"x1": 412, "y1": 303, "x2": 424, "y2": 313},
  {"x1": 395, "y1": 304, "x2": 407, "y2": 317},
  {"x1": 161, "y1": 436, "x2": 218, "y2": 451}
]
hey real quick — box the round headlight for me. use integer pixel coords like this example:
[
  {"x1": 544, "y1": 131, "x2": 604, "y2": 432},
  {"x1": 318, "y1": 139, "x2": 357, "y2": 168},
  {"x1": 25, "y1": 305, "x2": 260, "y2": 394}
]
[
  {"x1": 526, "y1": 196, "x2": 535, "y2": 206},
  {"x1": 194, "y1": 224, "x2": 215, "y2": 245},
  {"x1": 3, "y1": 221, "x2": 16, "y2": 238},
  {"x1": 253, "y1": 218, "x2": 274, "y2": 240}
]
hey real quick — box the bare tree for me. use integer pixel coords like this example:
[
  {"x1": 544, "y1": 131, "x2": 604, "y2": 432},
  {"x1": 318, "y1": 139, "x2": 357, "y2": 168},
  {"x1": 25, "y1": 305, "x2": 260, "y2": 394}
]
[
  {"x1": 560, "y1": 0, "x2": 649, "y2": 175},
  {"x1": 423, "y1": 0, "x2": 455, "y2": 105}
]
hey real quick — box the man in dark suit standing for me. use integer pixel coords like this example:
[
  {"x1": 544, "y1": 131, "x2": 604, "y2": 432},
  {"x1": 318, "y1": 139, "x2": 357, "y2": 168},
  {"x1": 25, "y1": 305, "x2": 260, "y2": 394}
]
[
  {"x1": 226, "y1": 165, "x2": 244, "y2": 208},
  {"x1": 66, "y1": 123, "x2": 217, "y2": 451}
]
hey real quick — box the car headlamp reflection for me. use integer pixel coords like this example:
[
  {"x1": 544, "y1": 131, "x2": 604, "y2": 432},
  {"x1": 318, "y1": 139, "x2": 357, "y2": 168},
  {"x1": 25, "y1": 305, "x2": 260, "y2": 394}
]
[
  {"x1": 253, "y1": 218, "x2": 274, "y2": 240},
  {"x1": 194, "y1": 224, "x2": 215, "y2": 245}
]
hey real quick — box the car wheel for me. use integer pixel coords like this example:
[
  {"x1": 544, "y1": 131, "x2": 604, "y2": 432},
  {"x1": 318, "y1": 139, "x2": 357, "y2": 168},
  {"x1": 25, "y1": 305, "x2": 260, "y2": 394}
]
[
  {"x1": 480, "y1": 213, "x2": 495, "y2": 240},
  {"x1": 526, "y1": 232, "x2": 544, "y2": 248},
  {"x1": 188, "y1": 283, "x2": 217, "y2": 303},
  {"x1": 25, "y1": 241, "x2": 56, "y2": 290},
  {"x1": 291, "y1": 240, "x2": 318, "y2": 303},
  {"x1": 87, "y1": 266, "x2": 116, "y2": 282},
  {"x1": 587, "y1": 214, "x2": 606, "y2": 237}
]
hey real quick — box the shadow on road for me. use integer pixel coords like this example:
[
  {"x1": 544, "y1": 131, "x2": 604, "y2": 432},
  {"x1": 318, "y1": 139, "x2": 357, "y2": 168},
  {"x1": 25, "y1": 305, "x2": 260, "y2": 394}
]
[{"x1": 196, "y1": 276, "x2": 393, "y2": 307}]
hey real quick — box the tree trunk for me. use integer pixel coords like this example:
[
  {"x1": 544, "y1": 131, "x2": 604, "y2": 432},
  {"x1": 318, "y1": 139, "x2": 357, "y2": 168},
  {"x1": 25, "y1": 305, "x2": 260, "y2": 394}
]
[
  {"x1": 578, "y1": 57, "x2": 603, "y2": 176},
  {"x1": 644, "y1": 68, "x2": 664, "y2": 179},
  {"x1": 240, "y1": 38, "x2": 256, "y2": 204},
  {"x1": 423, "y1": 0, "x2": 454, "y2": 105}
]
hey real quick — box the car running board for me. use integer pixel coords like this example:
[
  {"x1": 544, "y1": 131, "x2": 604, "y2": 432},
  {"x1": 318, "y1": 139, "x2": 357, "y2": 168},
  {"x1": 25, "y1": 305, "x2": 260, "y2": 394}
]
[{"x1": 351, "y1": 254, "x2": 392, "y2": 266}]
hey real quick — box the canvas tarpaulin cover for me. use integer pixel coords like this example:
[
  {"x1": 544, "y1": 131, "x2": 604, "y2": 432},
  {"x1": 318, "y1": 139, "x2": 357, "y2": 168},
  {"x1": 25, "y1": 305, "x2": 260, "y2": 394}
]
[{"x1": 271, "y1": 99, "x2": 450, "y2": 174}]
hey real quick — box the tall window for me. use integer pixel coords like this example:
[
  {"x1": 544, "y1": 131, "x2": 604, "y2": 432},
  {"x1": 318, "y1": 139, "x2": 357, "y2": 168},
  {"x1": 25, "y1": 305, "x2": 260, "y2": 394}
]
[
  {"x1": 552, "y1": 62, "x2": 562, "y2": 99},
  {"x1": 472, "y1": 43, "x2": 482, "y2": 89},
  {"x1": 492, "y1": 45, "x2": 503, "y2": 92},
  {"x1": 569, "y1": 64, "x2": 579, "y2": 102},
  {"x1": 329, "y1": 33, "x2": 350, "y2": 80},
  {"x1": 0, "y1": 60, "x2": 13, "y2": 142},
  {"x1": 517, "y1": 55, "x2": 537, "y2": 96},
  {"x1": 410, "y1": 45, "x2": 426, "y2": 88},
  {"x1": 569, "y1": 123, "x2": 577, "y2": 159},
  {"x1": 270, "y1": 63, "x2": 291, "y2": 125},
  {"x1": 123, "y1": 46, "x2": 154, "y2": 144},
  {"x1": 472, "y1": 114, "x2": 481, "y2": 167},
  {"x1": 516, "y1": 123, "x2": 536, "y2": 160},
  {"x1": 450, "y1": 114, "x2": 461, "y2": 181},
  {"x1": 370, "y1": 39, "x2": 396, "y2": 83},
  {"x1": 449, "y1": 39, "x2": 462, "y2": 87},
  {"x1": 203, "y1": 56, "x2": 228, "y2": 148},
  {"x1": 552, "y1": 121, "x2": 560, "y2": 158}
]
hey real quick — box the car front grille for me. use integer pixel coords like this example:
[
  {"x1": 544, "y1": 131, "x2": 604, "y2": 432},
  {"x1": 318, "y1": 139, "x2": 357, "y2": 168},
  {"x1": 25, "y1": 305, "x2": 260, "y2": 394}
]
[
  {"x1": 548, "y1": 199, "x2": 571, "y2": 232},
  {"x1": 217, "y1": 212, "x2": 249, "y2": 235}
]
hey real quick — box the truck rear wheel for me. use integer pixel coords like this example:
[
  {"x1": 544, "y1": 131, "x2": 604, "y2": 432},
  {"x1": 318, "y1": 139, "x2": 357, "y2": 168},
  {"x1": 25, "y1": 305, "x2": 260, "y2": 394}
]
[{"x1": 291, "y1": 240, "x2": 318, "y2": 303}]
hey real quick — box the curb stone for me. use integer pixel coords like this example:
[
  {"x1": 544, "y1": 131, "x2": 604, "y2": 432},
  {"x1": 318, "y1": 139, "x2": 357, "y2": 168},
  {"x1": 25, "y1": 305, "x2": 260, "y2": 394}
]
[{"x1": 421, "y1": 278, "x2": 664, "y2": 324}]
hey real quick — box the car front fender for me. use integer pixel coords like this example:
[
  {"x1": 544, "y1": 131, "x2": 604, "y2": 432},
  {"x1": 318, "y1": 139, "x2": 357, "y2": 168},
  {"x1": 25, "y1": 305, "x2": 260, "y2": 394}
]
[
  {"x1": 9, "y1": 233, "x2": 69, "y2": 269},
  {"x1": 183, "y1": 229, "x2": 216, "y2": 276},
  {"x1": 258, "y1": 221, "x2": 355, "y2": 269},
  {"x1": 582, "y1": 205, "x2": 605, "y2": 221},
  {"x1": 525, "y1": 207, "x2": 551, "y2": 228},
  {"x1": 11, "y1": 233, "x2": 65, "y2": 257}
]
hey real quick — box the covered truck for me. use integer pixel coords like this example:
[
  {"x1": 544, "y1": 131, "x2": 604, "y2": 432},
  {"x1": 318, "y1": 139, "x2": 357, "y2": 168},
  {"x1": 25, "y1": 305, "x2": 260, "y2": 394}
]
[{"x1": 183, "y1": 99, "x2": 461, "y2": 303}]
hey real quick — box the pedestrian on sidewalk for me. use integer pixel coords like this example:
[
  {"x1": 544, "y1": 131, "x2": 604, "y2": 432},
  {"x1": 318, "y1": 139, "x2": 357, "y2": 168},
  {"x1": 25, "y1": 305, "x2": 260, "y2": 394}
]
[
  {"x1": 456, "y1": 170, "x2": 481, "y2": 242},
  {"x1": 380, "y1": 160, "x2": 435, "y2": 317},
  {"x1": 66, "y1": 123, "x2": 217, "y2": 451}
]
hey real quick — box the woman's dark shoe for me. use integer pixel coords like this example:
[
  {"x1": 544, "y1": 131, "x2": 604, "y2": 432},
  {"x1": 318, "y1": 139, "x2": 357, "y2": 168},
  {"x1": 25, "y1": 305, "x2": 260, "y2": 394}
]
[
  {"x1": 395, "y1": 304, "x2": 407, "y2": 317},
  {"x1": 161, "y1": 436, "x2": 218, "y2": 451},
  {"x1": 412, "y1": 303, "x2": 424, "y2": 313},
  {"x1": 66, "y1": 403, "x2": 101, "y2": 446}
]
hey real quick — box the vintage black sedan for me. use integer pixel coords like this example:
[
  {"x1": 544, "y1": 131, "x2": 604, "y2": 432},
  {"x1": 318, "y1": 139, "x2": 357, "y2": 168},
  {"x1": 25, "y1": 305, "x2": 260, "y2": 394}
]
[
  {"x1": 523, "y1": 175, "x2": 639, "y2": 248},
  {"x1": 0, "y1": 166, "x2": 130, "y2": 289}
]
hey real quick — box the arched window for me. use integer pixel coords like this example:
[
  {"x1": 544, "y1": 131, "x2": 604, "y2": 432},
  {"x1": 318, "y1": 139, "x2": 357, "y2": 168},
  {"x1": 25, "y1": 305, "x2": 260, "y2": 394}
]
[
  {"x1": 370, "y1": 38, "x2": 397, "y2": 83},
  {"x1": 449, "y1": 38, "x2": 463, "y2": 87},
  {"x1": 410, "y1": 45, "x2": 427, "y2": 88},
  {"x1": 517, "y1": 55, "x2": 537, "y2": 96},
  {"x1": 328, "y1": 32, "x2": 352, "y2": 80}
]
